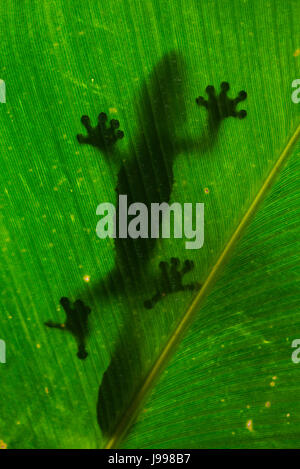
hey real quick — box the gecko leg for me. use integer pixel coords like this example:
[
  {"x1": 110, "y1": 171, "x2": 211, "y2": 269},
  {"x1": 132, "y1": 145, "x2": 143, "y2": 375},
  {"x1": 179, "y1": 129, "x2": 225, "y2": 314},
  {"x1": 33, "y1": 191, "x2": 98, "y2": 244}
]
[
  {"x1": 144, "y1": 258, "x2": 200, "y2": 309},
  {"x1": 77, "y1": 112, "x2": 124, "y2": 151}
]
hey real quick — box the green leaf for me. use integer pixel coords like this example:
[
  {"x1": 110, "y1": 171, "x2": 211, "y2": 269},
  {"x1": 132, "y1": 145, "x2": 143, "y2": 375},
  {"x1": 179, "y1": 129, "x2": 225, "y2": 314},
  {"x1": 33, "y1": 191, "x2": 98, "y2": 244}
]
[
  {"x1": 122, "y1": 138, "x2": 300, "y2": 448},
  {"x1": 0, "y1": 0, "x2": 299, "y2": 449},
  {"x1": 105, "y1": 127, "x2": 300, "y2": 448}
]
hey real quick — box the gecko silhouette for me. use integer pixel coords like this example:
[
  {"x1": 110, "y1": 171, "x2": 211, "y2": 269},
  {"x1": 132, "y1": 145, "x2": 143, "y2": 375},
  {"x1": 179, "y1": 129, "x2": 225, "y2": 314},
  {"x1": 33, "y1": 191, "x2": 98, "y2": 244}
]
[
  {"x1": 74, "y1": 51, "x2": 248, "y2": 434},
  {"x1": 76, "y1": 52, "x2": 247, "y2": 311}
]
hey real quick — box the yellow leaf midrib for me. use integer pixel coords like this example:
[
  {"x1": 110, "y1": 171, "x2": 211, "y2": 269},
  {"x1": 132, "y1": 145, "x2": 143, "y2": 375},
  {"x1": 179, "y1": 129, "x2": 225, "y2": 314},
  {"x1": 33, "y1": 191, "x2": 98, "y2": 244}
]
[{"x1": 105, "y1": 122, "x2": 300, "y2": 449}]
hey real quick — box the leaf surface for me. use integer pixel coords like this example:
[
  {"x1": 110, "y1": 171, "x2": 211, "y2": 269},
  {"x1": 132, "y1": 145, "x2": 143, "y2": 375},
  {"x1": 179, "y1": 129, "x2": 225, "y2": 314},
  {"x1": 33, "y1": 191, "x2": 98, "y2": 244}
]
[{"x1": 0, "y1": 0, "x2": 299, "y2": 449}]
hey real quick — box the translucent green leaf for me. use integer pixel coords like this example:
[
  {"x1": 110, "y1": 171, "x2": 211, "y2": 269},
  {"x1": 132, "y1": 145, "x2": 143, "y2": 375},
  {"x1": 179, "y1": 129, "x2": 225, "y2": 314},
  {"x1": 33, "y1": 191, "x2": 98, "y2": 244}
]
[{"x1": 0, "y1": 0, "x2": 299, "y2": 449}]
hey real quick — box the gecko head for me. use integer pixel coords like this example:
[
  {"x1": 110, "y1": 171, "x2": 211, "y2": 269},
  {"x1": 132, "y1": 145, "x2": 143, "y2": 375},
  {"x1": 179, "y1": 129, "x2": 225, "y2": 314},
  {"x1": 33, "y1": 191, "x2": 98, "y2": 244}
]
[
  {"x1": 137, "y1": 51, "x2": 187, "y2": 132},
  {"x1": 60, "y1": 297, "x2": 70, "y2": 309}
]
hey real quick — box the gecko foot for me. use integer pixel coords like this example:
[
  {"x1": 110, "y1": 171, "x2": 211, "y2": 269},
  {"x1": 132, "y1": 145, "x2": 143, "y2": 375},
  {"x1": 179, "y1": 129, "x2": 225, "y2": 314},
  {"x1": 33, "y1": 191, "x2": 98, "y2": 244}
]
[
  {"x1": 77, "y1": 112, "x2": 124, "y2": 151},
  {"x1": 196, "y1": 82, "x2": 247, "y2": 121},
  {"x1": 44, "y1": 297, "x2": 91, "y2": 360},
  {"x1": 144, "y1": 257, "x2": 201, "y2": 309}
]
